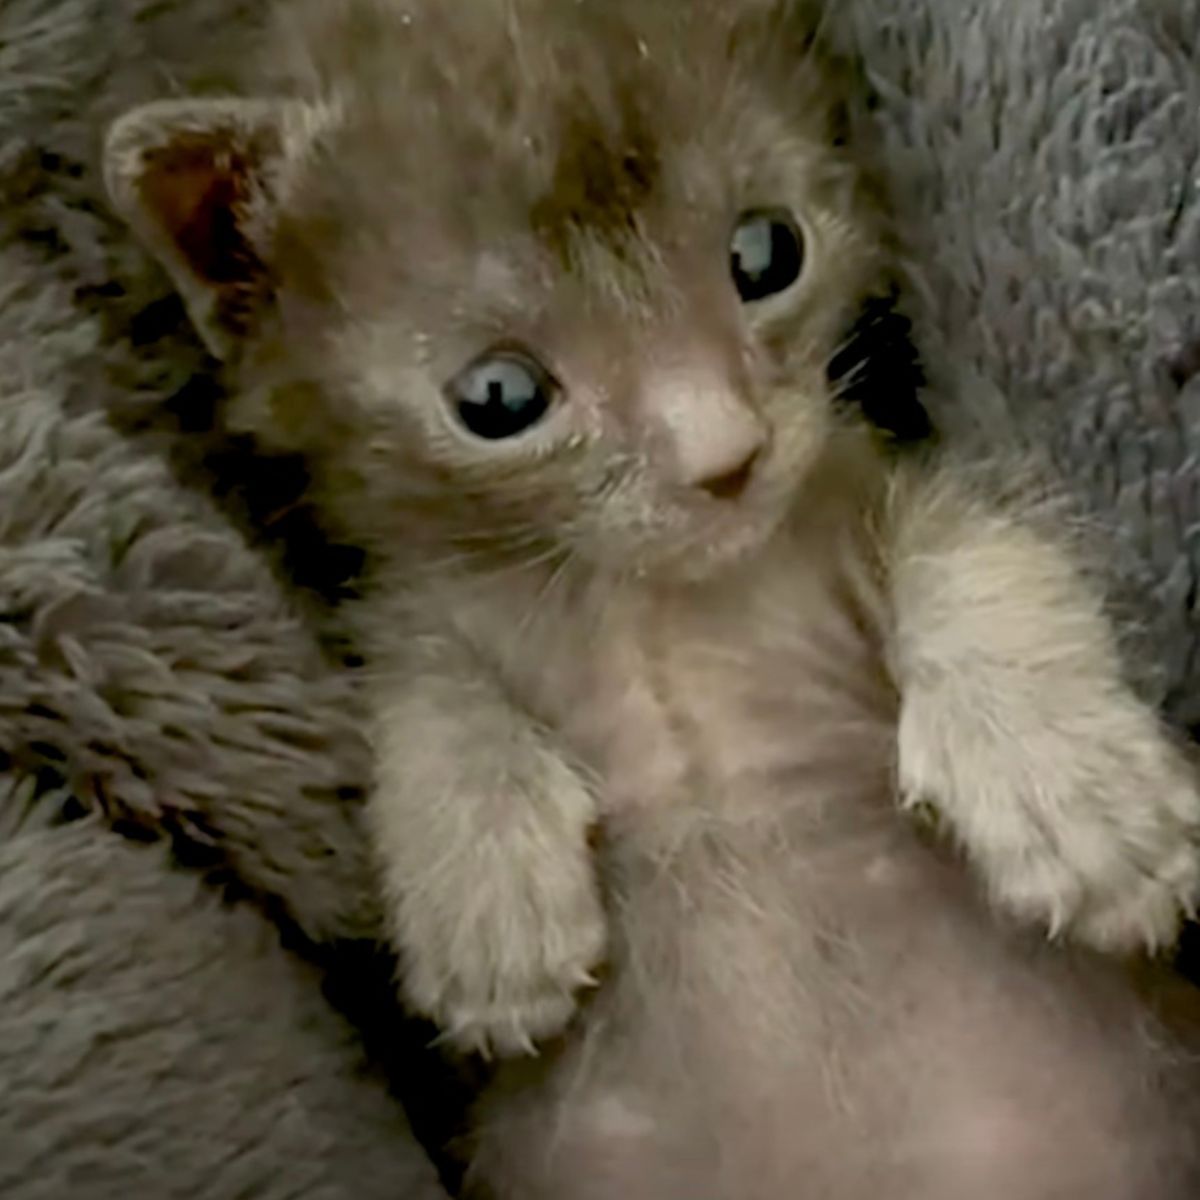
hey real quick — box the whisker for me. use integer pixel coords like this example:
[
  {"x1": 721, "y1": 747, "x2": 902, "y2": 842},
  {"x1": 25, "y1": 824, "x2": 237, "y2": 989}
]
[{"x1": 508, "y1": 547, "x2": 577, "y2": 647}]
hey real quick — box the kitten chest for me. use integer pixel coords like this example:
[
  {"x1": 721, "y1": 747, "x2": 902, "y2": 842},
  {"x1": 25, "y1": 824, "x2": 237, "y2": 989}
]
[{"x1": 540, "y1": 529, "x2": 898, "y2": 817}]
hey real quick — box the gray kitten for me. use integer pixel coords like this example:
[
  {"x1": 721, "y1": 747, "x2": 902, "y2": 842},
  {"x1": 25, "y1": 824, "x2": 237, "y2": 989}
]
[{"x1": 104, "y1": 1, "x2": 1200, "y2": 1195}]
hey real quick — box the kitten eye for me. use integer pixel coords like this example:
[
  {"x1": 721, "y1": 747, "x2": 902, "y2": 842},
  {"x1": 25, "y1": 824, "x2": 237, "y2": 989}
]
[
  {"x1": 446, "y1": 349, "x2": 556, "y2": 440},
  {"x1": 730, "y1": 208, "x2": 806, "y2": 303}
]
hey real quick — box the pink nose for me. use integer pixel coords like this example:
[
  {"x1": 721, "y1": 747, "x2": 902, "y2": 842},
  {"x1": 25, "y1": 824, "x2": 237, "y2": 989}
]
[{"x1": 643, "y1": 368, "x2": 768, "y2": 498}]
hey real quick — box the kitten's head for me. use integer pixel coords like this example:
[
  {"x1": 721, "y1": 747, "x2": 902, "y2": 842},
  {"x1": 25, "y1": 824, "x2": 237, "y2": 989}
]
[{"x1": 105, "y1": 0, "x2": 902, "y2": 582}]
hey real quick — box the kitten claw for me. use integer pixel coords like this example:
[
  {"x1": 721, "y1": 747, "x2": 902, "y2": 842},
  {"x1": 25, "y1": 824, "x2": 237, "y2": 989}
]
[
  {"x1": 1058, "y1": 833, "x2": 1200, "y2": 955},
  {"x1": 1043, "y1": 907, "x2": 1067, "y2": 943},
  {"x1": 420, "y1": 984, "x2": 592, "y2": 1058}
]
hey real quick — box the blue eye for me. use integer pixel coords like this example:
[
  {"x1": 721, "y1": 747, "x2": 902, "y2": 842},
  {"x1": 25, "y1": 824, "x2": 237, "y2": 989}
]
[
  {"x1": 447, "y1": 350, "x2": 556, "y2": 440},
  {"x1": 731, "y1": 208, "x2": 805, "y2": 302}
]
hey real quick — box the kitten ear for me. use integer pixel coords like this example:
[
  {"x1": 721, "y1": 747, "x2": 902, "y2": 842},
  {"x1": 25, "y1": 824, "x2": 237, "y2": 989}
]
[{"x1": 104, "y1": 97, "x2": 319, "y2": 359}]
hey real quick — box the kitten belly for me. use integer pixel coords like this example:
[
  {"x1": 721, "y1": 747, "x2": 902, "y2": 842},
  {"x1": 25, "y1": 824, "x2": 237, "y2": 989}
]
[
  {"x1": 471, "y1": 577, "x2": 1200, "y2": 1198},
  {"x1": 470, "y1": 798, "x2": 1200, "y2": 1200}
]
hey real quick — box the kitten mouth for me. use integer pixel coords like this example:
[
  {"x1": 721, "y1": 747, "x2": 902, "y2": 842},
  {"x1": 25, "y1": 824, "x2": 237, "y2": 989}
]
[
  {"x1": 698, "y1": 456, "x2": 757, "y2": 502},
  {"x1": 654, "y1": 492, "x2": 785, "y2": 582}
]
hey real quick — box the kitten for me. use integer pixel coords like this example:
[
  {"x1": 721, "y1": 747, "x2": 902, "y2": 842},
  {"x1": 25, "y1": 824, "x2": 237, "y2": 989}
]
[{"x1": 104, "y1": 0, "x2": 1200, "y2": 1194}]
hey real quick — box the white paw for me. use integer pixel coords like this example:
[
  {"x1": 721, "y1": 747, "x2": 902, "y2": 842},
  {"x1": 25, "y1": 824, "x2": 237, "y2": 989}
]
[
  {"x1": 397, "y1": 837, "x2": 607, "y2": 1057},
  {"x1": 900, "y1": 699, "x2": 1200, "y2": 954}
]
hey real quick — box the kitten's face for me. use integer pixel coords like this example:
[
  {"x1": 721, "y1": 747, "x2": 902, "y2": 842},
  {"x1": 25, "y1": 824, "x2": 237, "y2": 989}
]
[
  {"x1": 310, "y1": 142, "x2": 878, "y2": 581},
  {"x1": 127, "y1": 1, "x2": 888, "y2": 581}
]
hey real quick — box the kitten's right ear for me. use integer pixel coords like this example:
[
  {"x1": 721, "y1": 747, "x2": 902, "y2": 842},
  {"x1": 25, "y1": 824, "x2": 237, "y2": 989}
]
[{"x1": 104, "y1": 97, "x2": 322, "y2": 360}]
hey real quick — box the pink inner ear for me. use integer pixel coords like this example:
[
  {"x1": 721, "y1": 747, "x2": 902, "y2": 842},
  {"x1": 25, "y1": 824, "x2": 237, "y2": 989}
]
[{"x1": 138, "y1": 136, "x2": 262, "y2": 286}]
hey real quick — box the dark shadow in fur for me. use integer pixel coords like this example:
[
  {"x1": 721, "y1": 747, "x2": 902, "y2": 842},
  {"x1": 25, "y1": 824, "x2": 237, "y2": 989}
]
[
  {"x1": 1177, "y1": 916, "x2": 1200, "y2": 987},
  {"x1": 828, "y1": 284, "x2": 933, "y2": 446},
  {"x1": 91, "y1": 286, "x2": 369, "y2": 663}
]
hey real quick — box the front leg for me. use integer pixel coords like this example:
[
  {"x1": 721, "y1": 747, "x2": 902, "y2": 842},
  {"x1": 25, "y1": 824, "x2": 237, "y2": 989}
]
[
  {"x1": 367, "y1": 629, "x2": 605, "y2": 1056},
  {"x1": 885, "y1": 463, "x2": 1200, "y2": 952}
]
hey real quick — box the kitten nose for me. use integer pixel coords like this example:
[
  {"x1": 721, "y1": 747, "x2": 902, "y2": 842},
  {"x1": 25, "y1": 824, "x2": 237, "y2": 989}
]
[
  {"x1": 697, "y1": 447, "x2": 761, "y2": 499},
  {"x1": 648, "y1": 370, "x2": 768, "y2": 498}
]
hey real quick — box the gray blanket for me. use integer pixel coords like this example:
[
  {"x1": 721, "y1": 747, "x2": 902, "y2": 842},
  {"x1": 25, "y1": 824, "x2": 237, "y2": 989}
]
[{"x1": 0, "y1": 0, "x2": 1197, "y2": 1195}]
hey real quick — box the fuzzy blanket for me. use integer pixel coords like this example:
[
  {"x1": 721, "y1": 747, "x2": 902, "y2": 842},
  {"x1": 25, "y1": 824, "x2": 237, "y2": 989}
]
[{"x1": 0, "y1": 0, "x2": 1197, "y2": 1195}]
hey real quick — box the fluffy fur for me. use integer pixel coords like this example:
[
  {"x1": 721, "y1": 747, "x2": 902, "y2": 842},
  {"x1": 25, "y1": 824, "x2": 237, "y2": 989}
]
[{"x1": 102, "y1": 0, "x2": 1200, "y2": 1195}]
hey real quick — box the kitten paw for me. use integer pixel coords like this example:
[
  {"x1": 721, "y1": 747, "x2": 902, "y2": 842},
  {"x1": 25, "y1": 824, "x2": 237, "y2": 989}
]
[
  {"x1": 975, "y1": 795, "x2": 1200, "y2": 954},
  {"x1": 397, "y1": 833, "x2": 607, "y2": 1057},
  {"x1": 900, "y1": 700, "x2": 1200, "y2": 954}
]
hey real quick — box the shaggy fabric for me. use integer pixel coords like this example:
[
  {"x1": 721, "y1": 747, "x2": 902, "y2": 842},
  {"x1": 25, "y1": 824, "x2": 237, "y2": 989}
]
[
  {"x1": 0, "y1": 0, "x2": 1197, "y2": 1196},
  {"x1": 0, "y1": 825, "x2": 444, "y2": 1200}
]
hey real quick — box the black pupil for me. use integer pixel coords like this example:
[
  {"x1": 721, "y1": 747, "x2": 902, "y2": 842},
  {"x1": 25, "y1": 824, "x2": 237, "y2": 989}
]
[
  {"x1": 731, "y1": 210, "x2": 804, "y2": 302},
  {"x1": 453, "y1": 355, "x2": 551, "y2": 440}
]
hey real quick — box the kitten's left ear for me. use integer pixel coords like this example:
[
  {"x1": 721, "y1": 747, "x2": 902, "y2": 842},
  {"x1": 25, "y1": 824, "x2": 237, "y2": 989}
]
[{"x1": 104, "y1": 97, "x2": 327, "y2": 360}]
